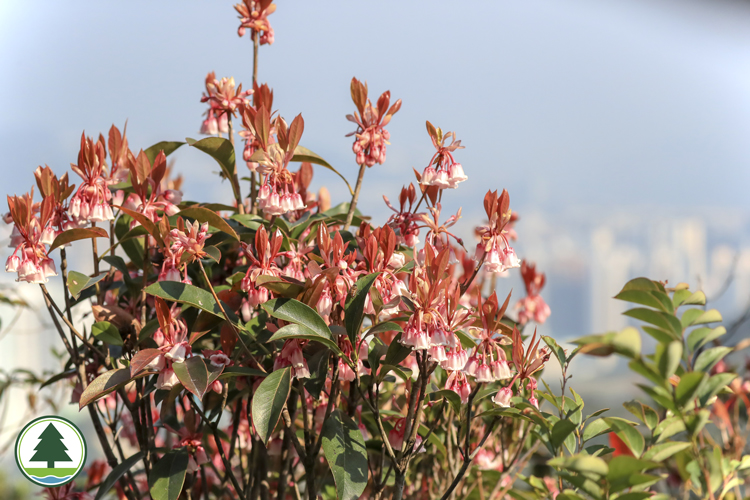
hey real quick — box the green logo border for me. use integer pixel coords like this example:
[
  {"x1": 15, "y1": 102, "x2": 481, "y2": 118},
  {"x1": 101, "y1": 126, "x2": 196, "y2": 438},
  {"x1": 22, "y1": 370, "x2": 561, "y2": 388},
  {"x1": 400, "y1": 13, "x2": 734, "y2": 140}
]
[{"x1": 14, "y1": 415, "x2": 88, "y2": 488}]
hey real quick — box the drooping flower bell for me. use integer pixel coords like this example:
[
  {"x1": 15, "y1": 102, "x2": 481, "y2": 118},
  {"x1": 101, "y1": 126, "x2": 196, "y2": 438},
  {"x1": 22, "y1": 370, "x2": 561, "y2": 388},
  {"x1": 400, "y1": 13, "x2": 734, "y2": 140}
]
[
  {"x1": 420, "y1": 122, "x2": 467, "y2": 190},
  {"x1": 5, "y1": 193, "x2": 58, "y2": 284}
]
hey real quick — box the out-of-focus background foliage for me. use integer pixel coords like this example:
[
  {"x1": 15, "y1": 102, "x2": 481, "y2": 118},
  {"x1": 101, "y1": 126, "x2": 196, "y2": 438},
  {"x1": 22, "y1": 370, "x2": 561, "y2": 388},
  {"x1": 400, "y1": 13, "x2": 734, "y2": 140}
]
[{"x1": 1, "y1": 0, "x2": 749, "y2": 490}]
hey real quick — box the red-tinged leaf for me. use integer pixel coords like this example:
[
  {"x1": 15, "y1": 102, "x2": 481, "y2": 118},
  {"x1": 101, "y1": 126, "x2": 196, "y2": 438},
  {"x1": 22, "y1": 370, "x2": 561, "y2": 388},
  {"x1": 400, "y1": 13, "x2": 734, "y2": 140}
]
[
  {"x1": 172, "y1": 357, "x2": 210, "y2": 399},
  {"x1": 132, "y1": 150, "x2": 152, "y2": 185},
  {"x1": 220, "y1": 323, "x2": 237, "y2": 354},
  {"x1": 49, "y1": 227, "x2": 108, "y2": 251},
  {"x1": 178, "y1": 206, "x2": 239, "y2": 241},
  {"x1": 130, "y1": 348, "x2": 164, "y2": 375},
  {"x1": 255, "y1": 106, "x2": 270, "y2": 151},
  {"x1": 287, "y1": 114, "x2": 304, "y2": 154},
  {"x1": 79, "y1": 368, "x2": 136, "y2": 409},
  {"x1": 115, "y1": 206, "x2": 163, "y2": 246},
  {"x1": 151, "y1": 151, "x2": 167, "y2": 185},
  {"x1": 155, "y1": 298, "x2": 171, "y2": 331},
  {"x1": 376, "y1": 91, "x2": 390, "y2": 120}
]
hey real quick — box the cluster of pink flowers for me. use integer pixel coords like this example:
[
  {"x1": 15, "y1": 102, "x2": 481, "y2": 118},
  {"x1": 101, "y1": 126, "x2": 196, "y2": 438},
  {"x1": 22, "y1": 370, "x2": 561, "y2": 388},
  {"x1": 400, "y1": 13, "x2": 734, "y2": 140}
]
[
  {"x1": 516, "y1": 260, "x2": 551, "y2": 325},
  {"x1": 159, "y1": 219, "x2": 210, "y2": 283},
  {"x1": 347, "y1": 77, "x2": 402, "y2": 167},
  {"x1": 383, "y1": 183, "x2": 421, "y2": 247},
  {"x1": 69, "y1": 134, "x2": 115, "y2": 225},
  {"x1": 420, "y1": 123, "x2": 468, "y2": 189},
  {"x1": 200, "y1": 72, "x2": 252, "y2": 135},
  {"x1": 475, "y1": 189, "x2": 520, "y2": 274},
  {"x1": 5, "y1": 194, "x2": 58, "y2": 283},
  {"x1": 234, "y1": 0, "x2": 275, "y2": 44}
]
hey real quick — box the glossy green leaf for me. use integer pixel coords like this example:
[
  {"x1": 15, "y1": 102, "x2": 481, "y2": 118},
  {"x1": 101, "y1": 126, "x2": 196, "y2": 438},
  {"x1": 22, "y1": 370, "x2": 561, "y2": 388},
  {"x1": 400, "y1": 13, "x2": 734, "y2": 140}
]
[
  {"x1": 698, "y1": 372, "x2": 737, "y2": 405},
  {"x1": 172, "y1": 357, "x2": 210, "y2": 399},
  {"x1": 606, "y1": 456, "x2": 659, "y2": 482},
  {"x1": 345, "y1": 273, "x2": 379, "y2": 344},
  {"x1": 693, "y1": 346, "x2": 732, "y2": 373},
  {"x1": 615, "y1": 289, "x2": 673, "y2": 313},
  {"x1": 365, "y1": 321, "x2": 403, "y2": 337},
  {"x1": 186, "y1": 137, "x2": 239, "y2": 199},
  {"x1": 675, "y1": 372, "x2": 708, "y2": 407},
  {"x1": 320, "y1": 409, "x2": 369, "y2": 500},
  {"x1": 642, "y1": 441, "x2": 691, "y2": 462},
  {"x1": 605, "y1": 417, "x2": 644, "y2": 457},
  {"x1": 262, "y1": 299, "x2": 332, "y2": 345},
  {"x1": 550, "y1": 419, "x2": 577, "y2": 450},
  {"x1": 548, "y1": 454, "x2": 609, "y2": 477},
  {"x1": 66, "y1": 271, "x2": 108, "y2": 299},
  {"x1": 149, "y1": 449, "x2": 189, "y2": 500},
  {"x1": 612, "y1": 327, "x2": 642, "y2": 359},
  {"x1": 144, "y1": 141, "x2": 185, "y2": 164},
  {"x1": 657, "y1": 341, "x2": 682, "y2": 379},
  {"x1": 582, "y1": 418, "x2": 611, "y2": 442},
  {"x1": 256, "y1": 275, "x2": 305, "y2": 298},
  {"x1": 95, "y1": 451, "x2": 145, "y2": 500},
  {"x1": 49, "y1": 226, "x2": 109, "y2": 252},
  {"x1": 92, "y1": 321, "x2": 123, "y2": 346},
  {"x1": 687, "y1": 326, "x2": 726, "y2": 352},
  {"x1": 268, "y1": 323, "x2": 341, "y2": 354},
  {"x1": 252, "y1": 367, "x2": 292, "y2": 444},
  {"x1": 179, "y1": 206, "x2": 239, "y2": 241},
  {"x1": 146, "y1": 281, "x2": 237, "y2": 321},
  {"x1": 623, "y1": 308, "x2": 682, "y2": 337},
  {"x1": 542, "y1": 335, "x2": 566, "y2": 367}
]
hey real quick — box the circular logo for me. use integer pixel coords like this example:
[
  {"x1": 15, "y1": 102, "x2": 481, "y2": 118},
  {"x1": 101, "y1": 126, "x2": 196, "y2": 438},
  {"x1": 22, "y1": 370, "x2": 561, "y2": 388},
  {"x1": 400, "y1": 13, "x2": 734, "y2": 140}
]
[{"x1": 14, "y1": 416, "x2": 87, "y2": 487}]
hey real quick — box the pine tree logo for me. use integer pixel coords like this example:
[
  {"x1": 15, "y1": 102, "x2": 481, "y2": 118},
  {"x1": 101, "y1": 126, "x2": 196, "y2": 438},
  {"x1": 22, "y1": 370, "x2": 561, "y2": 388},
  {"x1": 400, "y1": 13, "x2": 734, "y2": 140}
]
[{"x1": 14, "y1": 416, "x2": 87, "y2": 487}]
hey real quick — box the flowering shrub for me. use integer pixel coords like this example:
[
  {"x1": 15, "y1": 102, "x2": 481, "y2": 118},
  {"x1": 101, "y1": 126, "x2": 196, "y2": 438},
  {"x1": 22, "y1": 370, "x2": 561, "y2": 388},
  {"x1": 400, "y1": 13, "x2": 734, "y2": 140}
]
[{"x1": 5, "y1": 2, "x2": 750, "y2": 500}]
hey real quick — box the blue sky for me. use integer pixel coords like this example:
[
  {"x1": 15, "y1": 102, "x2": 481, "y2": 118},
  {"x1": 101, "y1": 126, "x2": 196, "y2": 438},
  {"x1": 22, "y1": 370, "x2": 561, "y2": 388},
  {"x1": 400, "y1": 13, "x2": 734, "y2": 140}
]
[{"x1": 1, "y1": 0, "x2": 750, "y2": 228}]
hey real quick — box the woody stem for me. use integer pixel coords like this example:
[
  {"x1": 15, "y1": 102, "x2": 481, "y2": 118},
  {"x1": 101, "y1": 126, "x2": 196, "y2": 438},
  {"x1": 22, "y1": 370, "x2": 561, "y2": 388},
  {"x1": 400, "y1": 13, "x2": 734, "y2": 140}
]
[
  {"x1": 228, "y1": 118, "x2": 246, "y2": 215},
  {"x1": 344, "y1": 164, "x2": 366, "y2": 230}
]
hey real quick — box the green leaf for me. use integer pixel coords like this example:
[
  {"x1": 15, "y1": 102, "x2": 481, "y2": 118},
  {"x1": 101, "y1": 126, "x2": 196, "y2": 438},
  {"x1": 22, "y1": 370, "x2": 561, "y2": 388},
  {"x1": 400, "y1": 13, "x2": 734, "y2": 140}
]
[
  {"x1": 657, "y1": 341, "x2": 682, "y2": 379},
  {"x1": 693, "y1": 346, "x2": 732, "y2": 373},
  {"x1": 675, "y1": 372, "x2": 708, "y2": 407},
  {"x1": 628, "y1": 358, "x2": 665, "y2": 386},
  {"x1": 252, "y1": 367, "x2": 292, "y2": 444},
  {"x1": 426, "y1": 389, "x2": 463, "y2": 414},
  {"x1": 383, "y1": 334, "x2": 412, "y2": 368},
  {"x1": 95, "y1": 451, "x2": 145, "y2": 500},
  {"x1": 49, "y1": 226, "x2": 109, "y2": 252},
  {"x1": 698, "y1": 372, "x2": 737, "y2": 405},
  {"x1": 172, "y1": 357, "x2": 210, "y2": 399},
  {"x1": 204, "y1": 245, "x2": 221, "y2": 263},
  {"x1": 642, "y1": 441, "x2": 691, "y2": 462},
  {"x1": 682, "y1": 308, "x2": 722, "y2": 328},
  {"x1": 548, "y1": 454, "x2": 609, "y2": 477},
  {"x1": 612, "y1": 327, "x2": 642, "y2": 359},
  {"x1": 365, "y1": 321, "x2": 403, "y2": 337},
  {"x1": 256, "y1": 275, "x2": 305, "y2": 298},
  {"x1": 292, "y1": 146, "x2": 354, "y2": 196},
  {"x1": 550, "y1": 419, "x2": 577, "y2": 450},
  {"x1": 320, "y1": 409, "x2": 369, "y2": 500},
  {"x1": 268, "y1": 323, "x2": 341, "y2": 354},
  {"x1": 606, "y1": 456, "x2": 659, "y2": 482},
  {"x1": 687, "y1": 326, "x2": 726, "y2": 352},
  {"x1": 144, "y1": 141, "x2": 185, "y2": 164},
  {"x1": 92, "y1": 321, "x2": 123, "y2": 346},
  {"x1": 615, "y1": 289, "x2": 673, "y2": 313},
  {"x1": 542, "y1": 335, "x2": 566, "y2": 367},
  {"x1": 619, "y1": 277, "x2": 663, "y2": 293},
  {"x1": 230, "y1": 213, "x2": 265, "y2": 231},
  {"x1": 67, "y1": 271, "x2": 108, "y2": 299},
  {"x1": 654, "y1": 416, "x2": 685, "y2": 442},
  {"x1": 682, "y1": 290, "x2": 707, "y2": 306},
  {"x1": 345, "y1": 273, "x2": 380, "y2": 344},
  {"x1": 149, "y1": 449, "x2": 189, "y2": 500},
  {"x1": 605, "y1": 417, "x2": 644, "y2": 457},
  {"x1": 145, "y1": 281, "x2": 237, "y2": 321},
  {"x1": 186, "y1": 137, "x2": 239, "y2": 199},
  {"x1": 623, "y1": 400, "x2": 658, "y2": 430},
  {"x1": 179, "y1": 206, "x2": 239, "y2": 241},
  {"x1": 262, "y1": 299, "x2": 333, "y2": 346},
  {"x1": 582, "y1": 418, "x2": 611, "y2": 442},
  {"x1": 219, "y1": 366, "x2": 267, "y2": 379},
  {"x1": 623, "y1": 308, "x2": 682, "y2": 337}
]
